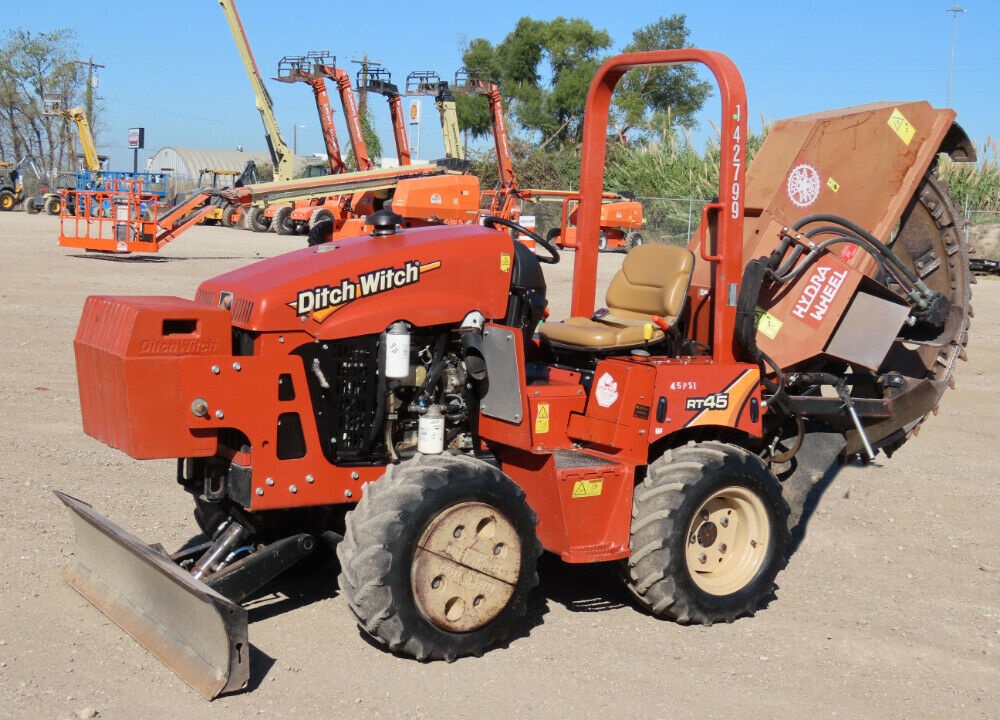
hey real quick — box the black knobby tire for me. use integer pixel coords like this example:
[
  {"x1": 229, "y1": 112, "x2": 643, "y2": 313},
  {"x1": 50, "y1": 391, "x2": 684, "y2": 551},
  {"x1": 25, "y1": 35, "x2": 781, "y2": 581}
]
[
  {"x1": 625, "y1": 231, "x2": 643, "y2": 251},
  {"x1": 45, "y1": 197, "x2": 62, "y2": 215},
  {"x1": 598, "y1": 232, "x2": 608, "y2": 252},
  {"x1": 308, "y1": 208, "x2": 334, "y2": 230},
  {"x1": 241, "y1": 206, "x2": 256, "y2": 230},
  {"x1": 0, "y1": 190, "x2": 15, "y2": 211},
  {"x1": 273, "y1": 205, "x2": 295, "y2": 235},
  {"x1": 625, "y1": 441, "x2": 790, "y2": 624},
  {"x1": 249, "y1": 206, "x2": 270, "y2": 232},
  {"x1": 25, "y1": 198, "x2": 41, "y2": 215},
  {"x1": 337, "y1": 454, "x2": 542, "y2": 661},
  {"x1": 307, "y1": 218, "x2": 334, "y2": 247}
]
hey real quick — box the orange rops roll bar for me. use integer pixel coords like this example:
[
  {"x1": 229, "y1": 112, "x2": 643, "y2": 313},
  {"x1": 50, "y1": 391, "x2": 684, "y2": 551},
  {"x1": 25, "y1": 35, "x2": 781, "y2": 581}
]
[{"x1": 571, "y1": 50, "x2": 748, "y2": 366}]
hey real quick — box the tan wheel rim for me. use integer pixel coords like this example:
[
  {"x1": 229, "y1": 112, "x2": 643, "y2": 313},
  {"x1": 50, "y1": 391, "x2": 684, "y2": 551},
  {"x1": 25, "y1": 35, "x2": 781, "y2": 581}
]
[
  {"x1": 685, "y1": 486, "x2": 770, "y2": 596},
  {"x1": 411, "y1": 502, "x2": 521, "y2": 633}
]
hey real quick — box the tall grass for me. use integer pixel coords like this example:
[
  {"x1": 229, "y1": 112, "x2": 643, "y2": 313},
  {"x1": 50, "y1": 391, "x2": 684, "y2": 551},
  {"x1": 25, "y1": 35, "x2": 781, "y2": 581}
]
[
  {"x1": 938, "y1": 136, "x2": 1000, "y2": 215},
  {"x1": 471, "y1": 124, "x2": 999, "y2": 240}
]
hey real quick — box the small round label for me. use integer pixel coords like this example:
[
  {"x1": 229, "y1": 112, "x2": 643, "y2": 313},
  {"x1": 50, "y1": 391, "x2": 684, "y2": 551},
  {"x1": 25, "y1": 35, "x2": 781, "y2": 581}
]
[{"x1": 786, "y1": 164, "x2": 821, "y2": 208}]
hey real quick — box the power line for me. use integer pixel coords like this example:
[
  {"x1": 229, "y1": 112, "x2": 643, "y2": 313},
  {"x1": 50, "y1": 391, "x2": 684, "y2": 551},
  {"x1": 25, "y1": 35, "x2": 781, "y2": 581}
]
[{"x1": 73, "y1": 56, "x2": 105, "y2": 122}]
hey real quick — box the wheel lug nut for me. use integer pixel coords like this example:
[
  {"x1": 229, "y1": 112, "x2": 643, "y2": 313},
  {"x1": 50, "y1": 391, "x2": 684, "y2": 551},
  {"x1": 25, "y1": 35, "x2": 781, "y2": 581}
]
[
  {"x1": 719, "y1": 543, "x2": 727, "y2": 554},
  {"x1": 698, "y1": 553, "x2": 707, "y2": 564},
  {"x1": 720, "y1": 516, "x2": 729, "y2": 528}
]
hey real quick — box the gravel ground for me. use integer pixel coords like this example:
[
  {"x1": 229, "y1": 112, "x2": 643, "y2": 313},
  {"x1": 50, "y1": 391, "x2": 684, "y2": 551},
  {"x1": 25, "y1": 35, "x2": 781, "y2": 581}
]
[{"x1": 0, "y1": 211, "x2": 996, "y2": 720}]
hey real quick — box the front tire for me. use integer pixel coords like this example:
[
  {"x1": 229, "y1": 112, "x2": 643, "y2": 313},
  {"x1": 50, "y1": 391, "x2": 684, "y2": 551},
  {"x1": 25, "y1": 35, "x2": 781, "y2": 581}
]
[
  {"x1": 624, "y1": 441, "x2": 790, "y2": 624},
  {"x1": 338, "y1": 454, "x2": 541, "y2": 661}
]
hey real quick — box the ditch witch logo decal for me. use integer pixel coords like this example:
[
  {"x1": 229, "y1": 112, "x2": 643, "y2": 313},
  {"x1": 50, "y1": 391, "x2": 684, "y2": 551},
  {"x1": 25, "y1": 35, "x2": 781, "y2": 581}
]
[{"x1": 291, "y1": 259, "x2": 441, "y2": 322}]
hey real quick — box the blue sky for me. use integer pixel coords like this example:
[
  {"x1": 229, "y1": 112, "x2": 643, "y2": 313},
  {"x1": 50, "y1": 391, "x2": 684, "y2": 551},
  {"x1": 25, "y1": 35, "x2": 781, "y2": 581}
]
[{"x1": 7, "y1": 1, "x2": 998, "y2": 169}]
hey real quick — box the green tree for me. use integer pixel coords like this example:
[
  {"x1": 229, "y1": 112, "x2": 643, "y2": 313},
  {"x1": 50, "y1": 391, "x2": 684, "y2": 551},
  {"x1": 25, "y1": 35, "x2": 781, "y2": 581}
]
[
  {"x1": 346, "y1": 108, "x2": 382, "y2": 168},
  {"x1": 611, "y1": 16, "x2": 713, "y2": 143},
  {"x1": 455, "y1": 38, "x2": 501, "y2": 145},
  {"x1": 0, "y1": 28, "x2": 86, "y2": 172},
  {"x1": 460, "y1": 17, "x2": 610, "y2": 149}
]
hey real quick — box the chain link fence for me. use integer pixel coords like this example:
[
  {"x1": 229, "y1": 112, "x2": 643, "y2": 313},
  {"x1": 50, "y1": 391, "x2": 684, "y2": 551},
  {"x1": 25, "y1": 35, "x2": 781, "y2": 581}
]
[
  {"x1": 967, "y1": 209, "x2": 1000, "y2": 226},
  {"x1": 520, "y1": 195, "x2": 705, "y2": 247},
  {"x1": 965, "y1": 209, "x2": 1000, "y2": 258},
  {"x1": 521, "y1": 197, "x2": 1000, "y2": 250}
]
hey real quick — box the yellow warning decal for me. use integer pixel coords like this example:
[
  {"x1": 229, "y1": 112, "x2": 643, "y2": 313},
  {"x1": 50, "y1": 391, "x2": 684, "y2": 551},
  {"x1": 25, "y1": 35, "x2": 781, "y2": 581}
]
[
  {"x1": 827, "y1": 177, "x2": 840, "y2": 193},
  {"x1": 535, "y1": 402, "x2": 550, "y2": 434},
  {"x1": 500, "y1": 253, "x2": 512, "y2": 273},
  {"x1": 572, "y1": 479, "x2": 604, "y2": 498},
  {"x1": 888, "y1": 108, "x2": 916, "y2": 146},
  {"x1": 754, "y1": 306, "x2": 783, "y2": 340}
]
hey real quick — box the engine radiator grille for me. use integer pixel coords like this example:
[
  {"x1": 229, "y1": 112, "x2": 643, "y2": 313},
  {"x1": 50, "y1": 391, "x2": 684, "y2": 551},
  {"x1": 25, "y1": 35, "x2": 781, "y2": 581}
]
[{"x1": 297, "y1": 335, "x2": 382, "y2": 464}]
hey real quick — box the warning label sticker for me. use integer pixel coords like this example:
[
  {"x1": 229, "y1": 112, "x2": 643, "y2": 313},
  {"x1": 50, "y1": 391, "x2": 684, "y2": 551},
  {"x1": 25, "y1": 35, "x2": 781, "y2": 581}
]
[
  {"x1": 754, "y1": 307, "x2": 783, "y2": 340},
  {"x1": 572, "y1": 479, "x2": 604, "y2": 498},
  {"x1": 535, "y1": 403, "x2": 550, "y2": 434},
  {"x1": 594, "y1": 372, "x2": 619, "y2": 408},
  {"x1": 888, "y1": 108, "x2": 916, "y2": 146}
]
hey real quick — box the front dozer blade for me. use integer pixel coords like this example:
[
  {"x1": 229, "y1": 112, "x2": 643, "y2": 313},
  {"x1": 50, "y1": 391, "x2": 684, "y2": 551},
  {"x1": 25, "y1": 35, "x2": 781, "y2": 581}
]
[{"x1": 55, "y1": 492, "x2": 249, "y2": 700}]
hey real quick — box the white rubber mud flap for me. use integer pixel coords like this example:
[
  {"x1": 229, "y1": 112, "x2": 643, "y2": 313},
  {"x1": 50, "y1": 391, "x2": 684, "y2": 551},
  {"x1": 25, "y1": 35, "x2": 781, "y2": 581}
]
[{"x1": 55, "y1": 492, "x2": 249, "y2": 700}]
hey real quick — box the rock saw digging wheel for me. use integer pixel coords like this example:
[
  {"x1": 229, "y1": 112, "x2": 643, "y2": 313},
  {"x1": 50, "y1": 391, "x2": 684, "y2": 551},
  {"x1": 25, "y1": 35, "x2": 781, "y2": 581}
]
[
  {"x1": 338, "y1": 454, "x2": 542, "y2": 661},
  {"x1": 625, "y1": 442, "x2": 790, "y2": 624},
  {"x1": 870, "y1": 171, "x2": 973, "y2": 454}
]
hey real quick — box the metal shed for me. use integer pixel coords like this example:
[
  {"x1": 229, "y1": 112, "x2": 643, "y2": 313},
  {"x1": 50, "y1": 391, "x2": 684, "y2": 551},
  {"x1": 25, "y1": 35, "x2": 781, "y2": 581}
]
[{"x1": 145, "y1": 146, "x2": 273, "y2": 182}]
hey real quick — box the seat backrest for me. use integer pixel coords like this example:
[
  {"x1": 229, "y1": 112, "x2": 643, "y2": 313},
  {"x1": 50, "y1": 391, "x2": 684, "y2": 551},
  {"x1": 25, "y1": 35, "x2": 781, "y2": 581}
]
[{"x1": 605, "y1": 244, "x2": 695, "y2": 322}]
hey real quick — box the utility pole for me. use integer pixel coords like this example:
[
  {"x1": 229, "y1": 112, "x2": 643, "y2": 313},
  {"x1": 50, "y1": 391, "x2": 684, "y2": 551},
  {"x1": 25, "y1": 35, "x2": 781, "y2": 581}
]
[
  {"x1": 946, "y1": 6, "x2": 966, "y2": 107},
  {"x1": 351, "y1": 54, "x2": 371, "y2": 113},
  {"x1": 73, "y1": 56, "x2": 105, "y2": 122}
]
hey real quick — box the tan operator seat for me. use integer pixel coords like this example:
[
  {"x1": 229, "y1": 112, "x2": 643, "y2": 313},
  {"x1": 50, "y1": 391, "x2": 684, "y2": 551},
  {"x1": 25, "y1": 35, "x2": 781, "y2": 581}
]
[{"x1": 538, "y1": 244, "x2": 695, "y2": 349}]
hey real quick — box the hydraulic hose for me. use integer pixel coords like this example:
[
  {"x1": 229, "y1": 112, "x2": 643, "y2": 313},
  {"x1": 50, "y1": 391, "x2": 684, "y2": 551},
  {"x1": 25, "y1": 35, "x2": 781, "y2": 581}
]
[{"x1": 789, "y1": 214, "x2": 935, "y2": 303}]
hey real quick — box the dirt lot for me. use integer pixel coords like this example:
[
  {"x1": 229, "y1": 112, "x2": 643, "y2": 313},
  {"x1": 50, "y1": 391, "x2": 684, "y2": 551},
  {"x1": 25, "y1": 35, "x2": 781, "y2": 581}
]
[{"x1": 0, "y1": 212, "x2": 996, "y2": 720}]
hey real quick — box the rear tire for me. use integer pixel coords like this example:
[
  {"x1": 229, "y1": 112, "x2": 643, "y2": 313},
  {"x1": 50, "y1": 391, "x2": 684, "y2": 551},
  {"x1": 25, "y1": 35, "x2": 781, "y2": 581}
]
[
  {"x1": 0, "y1": 190, "x2": 14, "y2": 211},
  {"x1": 308, "y1": 208, "x2": 334, "y2": 230},
  {"x1": 598, "y1": 232, "x2": 608, "y2": 252},
  {"x1": 625, "y1": 231, "x2": 643, "y2": 251},
  {"x1": 338, "y1": 454, "x2": 541, "y2": 661},
  {"x1": 45, "y1": 197, "x2": 62, "y2": 215},
  {"x1": 249, "y1": 206, "x2": 270, "y2": 232},
  {"x1": 624, "y1": 441, "x2": 790, "y2": 624},
  {"x1": 273, "y1": 205, "x2": 295, "y2": 235}
]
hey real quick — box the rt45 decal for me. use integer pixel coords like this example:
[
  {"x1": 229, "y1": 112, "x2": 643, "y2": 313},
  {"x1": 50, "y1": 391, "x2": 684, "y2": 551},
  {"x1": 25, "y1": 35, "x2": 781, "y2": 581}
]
[{"x1": 685, "y1": 393, "x2": 729, "y2": 411}]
